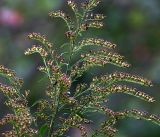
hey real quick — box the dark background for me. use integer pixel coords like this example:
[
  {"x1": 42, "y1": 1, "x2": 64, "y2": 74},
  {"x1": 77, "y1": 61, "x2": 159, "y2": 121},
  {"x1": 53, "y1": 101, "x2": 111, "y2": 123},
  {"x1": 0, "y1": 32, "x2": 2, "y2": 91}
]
[{"x1": 0, "y1": 0, "x2": 160, "y2": 137}]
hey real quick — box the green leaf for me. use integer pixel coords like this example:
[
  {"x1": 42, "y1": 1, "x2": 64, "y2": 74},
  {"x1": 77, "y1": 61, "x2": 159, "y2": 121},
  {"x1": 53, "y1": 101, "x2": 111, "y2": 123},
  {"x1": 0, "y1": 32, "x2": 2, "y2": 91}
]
[
  {"x1": 39, "y1": 124, "x2": 48, "y2": 137},
  {"x1": 30, "y1": 99, "x2": 44, "y2": 108}
]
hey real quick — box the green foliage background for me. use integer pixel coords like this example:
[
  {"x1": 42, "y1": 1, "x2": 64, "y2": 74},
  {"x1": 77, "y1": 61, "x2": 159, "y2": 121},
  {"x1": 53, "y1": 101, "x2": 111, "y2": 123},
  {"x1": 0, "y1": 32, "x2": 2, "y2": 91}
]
[{"x1": 0, "y1": 0, "x2": 160, "y2": 136}]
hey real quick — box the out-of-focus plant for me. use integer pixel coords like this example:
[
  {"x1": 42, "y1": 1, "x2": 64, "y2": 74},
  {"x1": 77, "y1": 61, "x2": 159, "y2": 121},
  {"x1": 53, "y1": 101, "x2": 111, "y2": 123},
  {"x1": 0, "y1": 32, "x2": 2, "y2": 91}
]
[{"x1": 0, "y1": 0, "x2": 159, "y2": 137}]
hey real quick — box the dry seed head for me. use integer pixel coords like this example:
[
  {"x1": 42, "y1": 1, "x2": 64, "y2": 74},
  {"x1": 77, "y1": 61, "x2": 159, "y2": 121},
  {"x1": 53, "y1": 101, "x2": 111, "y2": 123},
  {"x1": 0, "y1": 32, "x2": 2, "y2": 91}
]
[{"x1": 25, "y1": 45, "x2": 48, "y2": 57}]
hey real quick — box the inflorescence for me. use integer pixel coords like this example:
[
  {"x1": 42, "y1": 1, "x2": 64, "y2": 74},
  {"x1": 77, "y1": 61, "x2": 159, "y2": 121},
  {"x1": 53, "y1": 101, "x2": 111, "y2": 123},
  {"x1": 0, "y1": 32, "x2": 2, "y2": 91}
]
[{"x1": 0, "y1": 0, "x2": 160, "y2": 137}]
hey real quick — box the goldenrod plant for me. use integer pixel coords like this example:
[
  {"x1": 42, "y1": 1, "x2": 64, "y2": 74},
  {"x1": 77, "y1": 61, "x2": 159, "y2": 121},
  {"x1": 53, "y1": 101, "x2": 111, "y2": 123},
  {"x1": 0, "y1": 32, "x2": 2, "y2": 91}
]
[{"x1": 0, "y1": 0, "x2": 160, "y2": 137}]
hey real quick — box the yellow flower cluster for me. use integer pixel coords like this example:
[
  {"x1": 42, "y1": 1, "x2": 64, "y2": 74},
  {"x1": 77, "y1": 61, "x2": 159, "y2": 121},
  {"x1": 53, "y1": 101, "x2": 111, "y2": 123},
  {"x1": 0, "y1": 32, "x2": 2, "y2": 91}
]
[
  {"x1": 0, "y1": 65, "x2": 16, "y2": 77},
  {"x1": 94, "y1": 71, "x2": 153, "y2": 87},
  {"x1": 28, "y1": 32, "x2": 53, "y2": 49},
  {"x1": 0, "y1": 83, "x2": 16, "y2": 96},
  {"x1": 107, "y1": 84, "x2": 155, "y2": 102},
  {"x1": 80, "y1": 38, "x2": 116, "y2": 49},
  {"x1": 25, "y1": 45, "x2": 48, "y2": 57},
  {"x1": 67, "y1": 0, "x2": 78, "y2": 12}
]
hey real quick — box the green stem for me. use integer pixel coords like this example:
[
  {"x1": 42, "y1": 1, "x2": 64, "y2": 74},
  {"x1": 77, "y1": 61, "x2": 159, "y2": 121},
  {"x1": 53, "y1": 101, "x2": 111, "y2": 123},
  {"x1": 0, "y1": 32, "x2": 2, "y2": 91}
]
[
  {"x1": 74, "y1": 88, "x2": 91, "y2": 98},
  {"x1": 43, "y1": 58, "x2": 53, "y2": 84},
  {"x1": 48, "y1": 88, "x2": 61, "y2": 137},
  {"x1": 42, "y1": 58, "x2": 56, "y2": 137},
  {"x1": 66, "y1": 39, "x2": 75, "y2": 75},
  {"x1": 48, "y1": 5, "x2": 93, "y2": 136}
]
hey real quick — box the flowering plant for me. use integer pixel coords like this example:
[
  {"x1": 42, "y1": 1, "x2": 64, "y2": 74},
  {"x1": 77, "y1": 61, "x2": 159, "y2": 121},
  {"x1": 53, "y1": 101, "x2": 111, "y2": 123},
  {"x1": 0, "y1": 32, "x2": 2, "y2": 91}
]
[{"x1": 0, "y1": 0, "x2": 159, "y2": 137}]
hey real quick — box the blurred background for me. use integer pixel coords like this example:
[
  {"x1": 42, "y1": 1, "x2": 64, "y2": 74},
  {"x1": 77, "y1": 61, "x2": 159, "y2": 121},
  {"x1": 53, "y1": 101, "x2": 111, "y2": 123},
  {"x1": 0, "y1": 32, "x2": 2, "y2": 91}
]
[{"x1": 0, "y1": 0, "x2": 160, "y2": 136}]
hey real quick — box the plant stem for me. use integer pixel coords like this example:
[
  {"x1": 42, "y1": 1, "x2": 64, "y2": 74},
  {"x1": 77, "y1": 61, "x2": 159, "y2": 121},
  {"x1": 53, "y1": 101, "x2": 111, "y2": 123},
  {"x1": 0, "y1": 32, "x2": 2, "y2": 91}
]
[
  {"x1": 66, "y1": 39, "x2": 74, "y2": 75},
  {"x1": 48, "y1": 88, "x2": 61, "y2": 137}
]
